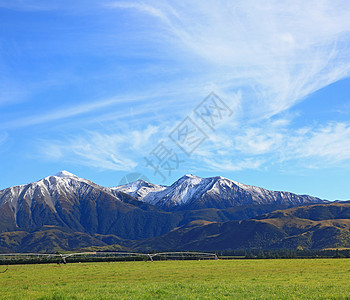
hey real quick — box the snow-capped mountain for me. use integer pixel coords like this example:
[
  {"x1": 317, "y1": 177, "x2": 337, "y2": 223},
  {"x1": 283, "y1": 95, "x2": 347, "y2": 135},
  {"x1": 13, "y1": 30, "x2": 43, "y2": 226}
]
[
  {"x1": 1, "y1": 170, "x2": 111, "y2": 215},
  {"x1": 0, "y1": 171, "x2": 332, "y2": 253},
  {"x1": 112, "y1": 180, "x2": 167, "y2": 200},
  {"x1": 114, "y1": 174, "x2": 326, "y2": 210},
  {"x1": 0, "y1": 171, "x2": 150, "y2": 236}
]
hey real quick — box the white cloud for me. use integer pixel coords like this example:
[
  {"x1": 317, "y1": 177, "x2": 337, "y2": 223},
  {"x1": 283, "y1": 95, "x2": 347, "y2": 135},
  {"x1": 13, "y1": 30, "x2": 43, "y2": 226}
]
[
  {"x1": 234, "y1": 127, "x2": 284, "y2": 155},
  {"x1": 106, "y1": 2, "x2": 169, "y2": 21},
  {"x1": 201, "y1": 157, "x2": 264, "y2": 172},
  {"x1": 288, "y1": 122, "x2": 350, "y2": 163},
  {"x1": 112, "y1": 0, "x2": 350, "y2": 120},
  {"x1": 130, "y1": 125, "x2": 159, "y2": 150},
  {"x1": 185, "y1": 115, "x2": 350, "y2": 172},
  {"x1": 39, "y1": 125, "x2": 160, "y2": 171},
  {"x1": 21, "y1": 1, "x2": 350, "y2": 174},
  {"x1": 2, "y1": 94, "x2": 151, "y2": 129}
]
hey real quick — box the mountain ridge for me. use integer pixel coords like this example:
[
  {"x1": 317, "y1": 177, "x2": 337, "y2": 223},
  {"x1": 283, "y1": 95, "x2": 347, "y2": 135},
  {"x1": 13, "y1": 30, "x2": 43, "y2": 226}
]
[
  {"x1": 129, "y1": 202, "x2": 350, "y2": 251},
  {"x1": 0, "y1": 171, "x2": 341, "y2": 253},
  {"x1": 114, "y1": 173, "x2": 327, "y2": 210}
]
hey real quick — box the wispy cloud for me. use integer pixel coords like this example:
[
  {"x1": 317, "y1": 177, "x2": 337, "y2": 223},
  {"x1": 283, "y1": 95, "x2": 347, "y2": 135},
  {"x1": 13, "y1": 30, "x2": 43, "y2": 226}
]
[
  {"x1": 2, "y1": 94, "x2": 151, "y2": 129},
  {"x1": 20, "y1": 1, "x2": 350, "y2": 176},
  {"x1": 110, "y1": 0, "x2": 350, "y2": 119},
  {"x1": 201, "y1": 157, "x2": 264, "y2": 172},
  {"x1": 105, "y1": 0, "x2": 350, "y2": 174},
  {"x1": 39, "y1": 125, "x2": 160, "y2": 171},
  {"x1": 106, "y1": 2, "x2": 170, "y2": 21},
  {"x1": 195, "y1": 120, "x2": 350, "y2": 172},
  {"x1": 288, "y1": 122, "x2": 350, "y2": 164},
  {"x1": 1, "y1": 79, "x2": 219, "y2": 130}
]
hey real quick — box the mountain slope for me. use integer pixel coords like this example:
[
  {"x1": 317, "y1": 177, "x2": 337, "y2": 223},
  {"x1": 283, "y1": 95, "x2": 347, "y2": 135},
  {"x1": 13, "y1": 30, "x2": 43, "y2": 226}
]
[
  {"x1": 131, "y1": 202, "x2": 350, "y2": 251},
  {"x1": 0, "y1": 171, "x2": 181, "y2": 240},
  {"x1": 0, "y1": 172, "x2": 339, "y2": 253},
  {"x1": 0, "y1": 226, "x2": 129, "y2": 253},
  {"x1": 114, "y1": 174, "x2": 326, "y2": 210}
]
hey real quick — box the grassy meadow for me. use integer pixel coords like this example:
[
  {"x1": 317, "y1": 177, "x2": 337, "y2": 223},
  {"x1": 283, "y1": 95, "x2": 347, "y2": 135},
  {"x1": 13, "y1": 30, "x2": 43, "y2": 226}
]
[{"x1": 0, "y1": 259, "x2": 349, "y2": 299}]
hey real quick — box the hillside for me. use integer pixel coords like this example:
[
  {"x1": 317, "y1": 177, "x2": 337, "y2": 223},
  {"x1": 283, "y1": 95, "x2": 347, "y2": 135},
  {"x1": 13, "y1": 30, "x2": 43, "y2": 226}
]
[{"x1": 130, "y1": 202, "x2": 350, "y2": 251}]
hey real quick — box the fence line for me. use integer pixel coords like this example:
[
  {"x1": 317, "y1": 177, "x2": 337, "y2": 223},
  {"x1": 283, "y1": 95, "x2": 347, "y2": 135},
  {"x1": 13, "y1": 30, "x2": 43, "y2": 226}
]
[{"x1": 0, "y1": 251, "x2": 218, "y2": 264}]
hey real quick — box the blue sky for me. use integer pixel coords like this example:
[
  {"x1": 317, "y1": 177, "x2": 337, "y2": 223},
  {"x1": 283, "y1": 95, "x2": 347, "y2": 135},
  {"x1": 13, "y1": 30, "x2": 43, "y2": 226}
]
[{"x1": 1, "y1": 0, "x2": 350, "y2": 200}]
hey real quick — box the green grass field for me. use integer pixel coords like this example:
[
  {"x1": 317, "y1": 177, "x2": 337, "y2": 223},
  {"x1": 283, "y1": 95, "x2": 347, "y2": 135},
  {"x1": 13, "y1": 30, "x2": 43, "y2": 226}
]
[{"x1": 0, "y1": 259, "x2": 350, "y2": 299}]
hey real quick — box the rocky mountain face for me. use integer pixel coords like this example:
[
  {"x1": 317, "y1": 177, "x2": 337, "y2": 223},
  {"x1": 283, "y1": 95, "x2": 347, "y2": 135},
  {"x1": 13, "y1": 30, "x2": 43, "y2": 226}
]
[
  {"x1": 0, "y1": 171, "x2": 181, "y2": 240},
  {"x1": 0, "y1": 171, "x2": 335, "y2": 253},
  {"x1": 114, "y1": 174, "x2": 326, "y2": 210}
]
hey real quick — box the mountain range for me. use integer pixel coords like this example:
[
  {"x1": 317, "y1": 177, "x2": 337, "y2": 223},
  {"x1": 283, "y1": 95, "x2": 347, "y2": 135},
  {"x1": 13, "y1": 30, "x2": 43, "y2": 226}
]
[
  {"x1": 0, "y1": 171, "x2": 348, "y2": 253},
  {"x1": 113, "y1": 174, "x2": 323, "y2": 210}
]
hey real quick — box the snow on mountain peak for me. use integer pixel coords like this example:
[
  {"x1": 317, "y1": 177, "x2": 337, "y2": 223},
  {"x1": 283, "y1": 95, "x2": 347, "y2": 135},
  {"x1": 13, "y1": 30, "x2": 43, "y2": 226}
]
[
  {"x1": 173, "y1": 174, "x2": 202, "y2": 185},
  {"x1": 183, "y1": 174, "x2": 200, "y2": 179},
  {"x1": 54, "y1": 170, "x2": 79, "y2": 178},
  {"x1": 113, "y1": 179, "x2": 166, "y2": 199}
]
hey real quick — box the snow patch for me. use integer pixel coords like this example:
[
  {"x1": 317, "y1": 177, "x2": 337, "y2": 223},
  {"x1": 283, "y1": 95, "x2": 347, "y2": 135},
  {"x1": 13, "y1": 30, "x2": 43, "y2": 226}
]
[{"x1": 54, "y1": 170, "x2": 79, "y2": 178}]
